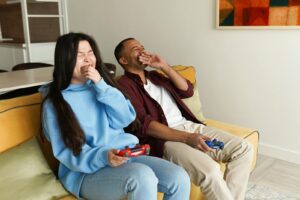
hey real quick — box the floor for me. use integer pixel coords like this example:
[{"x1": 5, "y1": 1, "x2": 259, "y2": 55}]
[{"x1": 249, "y1": 154, "x2": 300, "y2": 196}]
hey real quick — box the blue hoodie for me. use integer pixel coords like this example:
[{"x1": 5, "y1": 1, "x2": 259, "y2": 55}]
[{"x1": 41, "y1": 79, "x2": 139, "y2": 198}]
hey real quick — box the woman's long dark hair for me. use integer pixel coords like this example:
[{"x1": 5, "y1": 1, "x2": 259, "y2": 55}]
[{"x1": 42, "y1": 32, "x2": 120, "y2": 156}]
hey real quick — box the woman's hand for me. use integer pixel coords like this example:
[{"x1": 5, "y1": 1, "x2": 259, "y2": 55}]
[
  {"x1": 80, "y1": 66, "x2": 102, "y2": 84},
  {"x1": 108, "y1": 149, "x2": 129, "y2": 167}
]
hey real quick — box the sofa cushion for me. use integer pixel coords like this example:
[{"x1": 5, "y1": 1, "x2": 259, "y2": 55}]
[
  {"x1": 172, "y1": 65, "x2": 206, "y2": 121},
  {"x1": 0, "y1": 137, "x2": 69, "y2": 200},
  {"x1": 182, "y1": 84, "x2": 205, "y2": 122},
  {"x1": 172, "y1": 65, "x2": 196, "y2": 85}
]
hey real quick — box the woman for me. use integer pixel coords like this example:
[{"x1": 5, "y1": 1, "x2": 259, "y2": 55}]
[{"x1": 40, "y1": 32, "x2": 190, "y2": 200}]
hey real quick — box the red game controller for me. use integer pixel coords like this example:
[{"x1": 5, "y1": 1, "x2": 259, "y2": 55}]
[{"x1": 117, "y1": 144, "x2": 150, "y2": 157}]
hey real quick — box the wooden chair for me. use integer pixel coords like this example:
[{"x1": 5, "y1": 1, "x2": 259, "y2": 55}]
[
  {"x1": 12, "y1": 62, "x2": 53, "y2": 71},
  {"x1": 0, "y1": 69, "x2": 8, "y2": 73},
  {"x1": 104, "y1": 62, "x2": 116, "y2": 78}
]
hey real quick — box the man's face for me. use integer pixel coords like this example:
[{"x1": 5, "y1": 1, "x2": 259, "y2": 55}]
[{"x1": 121, "y1": 39, "x2": 146, "y2": 70}]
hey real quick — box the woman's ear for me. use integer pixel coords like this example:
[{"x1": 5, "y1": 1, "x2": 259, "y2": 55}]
[{"x1": 119, "y1": 57, "x2": 128, "y2": 65}]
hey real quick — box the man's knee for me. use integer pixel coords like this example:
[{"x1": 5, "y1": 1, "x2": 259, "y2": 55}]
[
  {"x1": 239, "y1": 140, "x2": 254, "y2": 160},
  {"x1": 243, "y1": 140, "x2": 254, "y2": 162},
  {"x1": 189, "y1": 159, "x2": 223, "y2": 186}
]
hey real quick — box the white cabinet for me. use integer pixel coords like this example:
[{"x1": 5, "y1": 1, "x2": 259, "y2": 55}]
[
  {"x1": 0, "y1": 0, "x2": 67, "y2": 70},
  {"x1": 0, "y1": 42, "x2": 55, "y2": 70}
]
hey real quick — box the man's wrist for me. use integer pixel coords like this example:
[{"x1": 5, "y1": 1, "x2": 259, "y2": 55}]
[
  {"x1": 160, "y1": 64, "x2": 170, "y2": 71},
  {"x1": 180, "y1": 131, "x2": 189, "y2": 144}
]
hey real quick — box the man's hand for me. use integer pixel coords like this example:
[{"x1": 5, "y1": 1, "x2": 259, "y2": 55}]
[
  {"x1": 138, "y1": 51, "x2": 188, "y2": 91},
  {"x1": 108, "y1": 149, "x2": 129, "y2": 167},
  {"x1": 138, "y1": 51, "x2": 169, "y2": 70},
  {"x1": 80, "y1": 66, "x2": 102, "y2": 84},
  {"x1": 185, "y1": 133, "x2": 213, "y2": 152}
]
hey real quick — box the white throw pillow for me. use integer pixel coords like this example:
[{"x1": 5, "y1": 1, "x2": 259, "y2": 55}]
[{"x1": 182, "y1": 83, "x2": 206, "y2": 122}]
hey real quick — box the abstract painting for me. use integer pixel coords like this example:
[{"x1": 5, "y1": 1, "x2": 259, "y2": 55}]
[{"x1": 217, "y1": 0, "x2": 300, "y2": 28}]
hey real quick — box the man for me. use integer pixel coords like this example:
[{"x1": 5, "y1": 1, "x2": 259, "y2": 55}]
[{"x1": 115, "y1": 38, "x2": 253, "y2": 200}]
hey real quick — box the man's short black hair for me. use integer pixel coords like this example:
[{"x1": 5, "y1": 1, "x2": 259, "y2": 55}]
[{"x1": 114, "y1": 38, "x2": 135, "y2": 65}]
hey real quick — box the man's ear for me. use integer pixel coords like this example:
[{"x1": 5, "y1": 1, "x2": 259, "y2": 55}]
[{"x1": 119, "y1": 57, "x2": 128, "y2": 65}]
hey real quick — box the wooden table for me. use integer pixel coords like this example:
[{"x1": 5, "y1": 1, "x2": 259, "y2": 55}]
[{"x1": 0, "y1": 67, "x2": 53, "y2": 93}]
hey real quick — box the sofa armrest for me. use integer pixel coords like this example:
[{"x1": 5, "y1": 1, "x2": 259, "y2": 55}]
[
  {"x1": 205, "y1": 119, "x2": 257, "y2": 138},
  {"x1": 205, "y1": 119, "x2": 259, "y2": 171}
]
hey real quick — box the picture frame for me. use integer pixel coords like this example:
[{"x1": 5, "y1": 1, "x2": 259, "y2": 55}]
[{"x1": 216, "y1": 0, "x2": 300, "y2": 29}]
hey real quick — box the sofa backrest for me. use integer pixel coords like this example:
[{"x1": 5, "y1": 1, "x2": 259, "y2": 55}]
[
  {"x1": 0, "y1": 93, "x2": 59, "y2": 175},
  {"x1": 0, "y1": 93, "x2": 42, "y2": 152},
  {"x1": 160, "y1": 65, "x2": 196, "y2": 85}
]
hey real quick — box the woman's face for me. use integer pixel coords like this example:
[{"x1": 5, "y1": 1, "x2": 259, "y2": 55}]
[{"x1": 71, "y1": 40, "x2": 96, "y2": 84}]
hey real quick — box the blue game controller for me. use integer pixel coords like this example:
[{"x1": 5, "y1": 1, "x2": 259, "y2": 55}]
[{"x1": 205, "y1": 139, "x2": 224, "y2": 150}]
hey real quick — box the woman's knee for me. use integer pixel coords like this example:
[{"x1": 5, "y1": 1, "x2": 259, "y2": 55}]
[
  {"x1": 171, "y1": 165, "x2": 190, "y2": 186},
  {"x1": 160, "y1": 164, "x2": 191, "y2": 199},
  {"x1": 126, "y1": 163, "x2": 158, "y2": 189},
  {"x1": 172, "y1": 165, "x2": 191, "y2": 194}
]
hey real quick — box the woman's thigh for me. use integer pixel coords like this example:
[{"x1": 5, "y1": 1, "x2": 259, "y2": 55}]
[{"x1": 80, "y1": 162, "x2": 157, "y2": 200}]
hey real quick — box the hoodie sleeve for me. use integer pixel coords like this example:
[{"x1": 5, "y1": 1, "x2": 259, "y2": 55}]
[
  {"x1": 93, "y1": 79, "x2": 136, "y2": 129},
  {"x1": 42, "y1": 101, "x2": 110, "y2": 173}
]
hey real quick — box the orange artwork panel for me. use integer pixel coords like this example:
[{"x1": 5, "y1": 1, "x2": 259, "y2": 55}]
[
  {"x1": 287, "y1": 6, "x2": 300, "y2": 25},
  {"x1": 218, "y1": 0, "x2": 300, "y2": 27},
  {"x1": 243, "y1": 8, "x2": 269, "y2": 25},
  {"x1": 250, "y1": 0, "x2": 270, "y2": 7},
  {"x1": 289, "y1": 0, "x2": 300, "y2": 6},
  {"x1": 269, "y1": 7, "x2": 289, "y2": 25},
  {"x1": 234, "y1": 0, "x2": 251, "y2": 7}
]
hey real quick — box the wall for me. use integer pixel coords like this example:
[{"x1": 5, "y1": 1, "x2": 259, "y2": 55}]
[
  {"x1": 67, "y1": 0, "x2": 300, "y2": 164},
  {"x1": 0, "y1": 43, "x2": 55, "y2": 70},
  {"x1": 0, "y1": 46, "x2": 18, "y2": 70}
]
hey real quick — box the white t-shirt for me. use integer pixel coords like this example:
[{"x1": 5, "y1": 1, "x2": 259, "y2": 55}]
[{"x1": 144, "y1": 79, "x2": 186, "y2": 127}]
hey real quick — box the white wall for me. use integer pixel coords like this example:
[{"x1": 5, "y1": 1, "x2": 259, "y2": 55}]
[{"x1": 67, "y1": 0, "x2": 300, "y2": 164}]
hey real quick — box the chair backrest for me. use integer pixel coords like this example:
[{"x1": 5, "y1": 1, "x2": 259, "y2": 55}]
[
  {"x1": 0, "y1": 69, "x2": 8, "y2": 73},
  {"x1": 104, "y1": 62, "x2": 116, "y2": 78},
  {"x1": 12, "y1": 62, "x2": 53, "y2": 71}
]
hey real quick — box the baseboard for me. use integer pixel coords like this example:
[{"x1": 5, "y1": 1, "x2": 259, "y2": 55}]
[{"x1": 259, "y1": 142, "x2": 300, "y2": 165}]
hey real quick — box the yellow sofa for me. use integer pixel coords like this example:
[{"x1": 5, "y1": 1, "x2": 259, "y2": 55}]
[{"x1": 0, "y1": 66, "x2": 259, "y2": 200}]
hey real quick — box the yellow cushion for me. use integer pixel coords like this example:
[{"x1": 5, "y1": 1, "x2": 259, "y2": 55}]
[
  {"x1": 172, "y1": 65, "x2": 196, "y2": 85},
  {"x1": 172, "y1": 65, "x2": 206, "y2": 121},
  {"x1": 0, "y1": 137, "x2": 69, "y2": 200}
]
